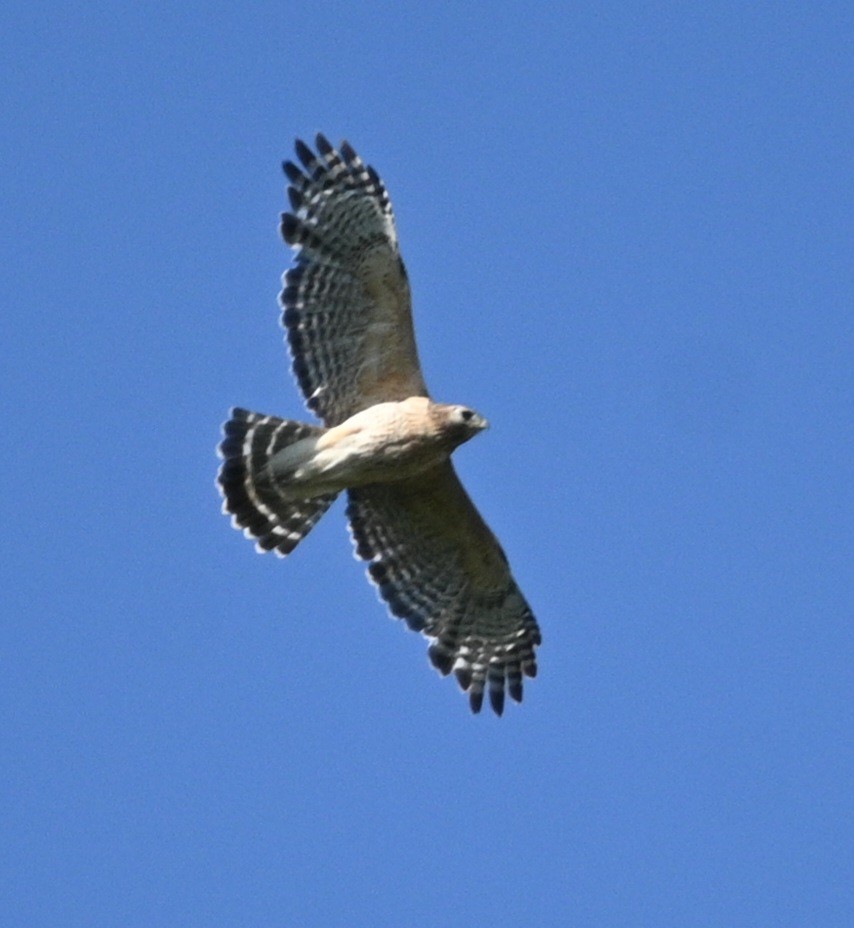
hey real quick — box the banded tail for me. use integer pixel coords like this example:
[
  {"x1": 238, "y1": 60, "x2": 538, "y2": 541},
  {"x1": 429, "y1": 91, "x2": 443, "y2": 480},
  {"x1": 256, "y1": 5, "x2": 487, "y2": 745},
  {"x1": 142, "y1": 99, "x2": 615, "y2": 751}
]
[{"x1": 217, "y1": 408, "x2": 337, "y2": 556}]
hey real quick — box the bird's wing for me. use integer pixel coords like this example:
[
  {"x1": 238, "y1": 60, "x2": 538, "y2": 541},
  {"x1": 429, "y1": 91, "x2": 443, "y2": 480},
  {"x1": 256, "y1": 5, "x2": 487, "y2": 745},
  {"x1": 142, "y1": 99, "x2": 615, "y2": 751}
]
[
  {"x1": 346, "y1": 462, "x2": 540, "y2": 715},
  {"x1": 281, "y1": 134, "x2": 428, "y2": 426}
]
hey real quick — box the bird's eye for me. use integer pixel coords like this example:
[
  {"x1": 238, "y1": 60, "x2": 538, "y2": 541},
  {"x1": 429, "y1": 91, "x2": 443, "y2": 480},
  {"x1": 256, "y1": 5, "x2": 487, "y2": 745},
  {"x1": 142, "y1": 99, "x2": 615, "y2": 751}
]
[{"x1": 460, "y1": 409, "x2": 474, "y2": 422}]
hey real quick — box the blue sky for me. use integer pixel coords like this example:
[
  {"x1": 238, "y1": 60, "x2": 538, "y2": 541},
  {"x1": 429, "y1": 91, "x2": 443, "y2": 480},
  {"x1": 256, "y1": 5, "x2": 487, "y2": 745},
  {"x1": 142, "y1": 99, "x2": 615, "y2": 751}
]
[{"x1": 3, "y1": 3, "x2": 853, "y2": 926}]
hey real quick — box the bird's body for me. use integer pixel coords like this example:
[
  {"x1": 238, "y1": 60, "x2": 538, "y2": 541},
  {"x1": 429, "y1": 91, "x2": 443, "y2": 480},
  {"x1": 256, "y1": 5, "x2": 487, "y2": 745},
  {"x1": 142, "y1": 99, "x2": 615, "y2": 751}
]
[
  {"x1": 254, "y1": 398, "x2": 487, "y2": 500},
  {"x1": 218, "y1": 135, "x2": 541, "y2": 714}
]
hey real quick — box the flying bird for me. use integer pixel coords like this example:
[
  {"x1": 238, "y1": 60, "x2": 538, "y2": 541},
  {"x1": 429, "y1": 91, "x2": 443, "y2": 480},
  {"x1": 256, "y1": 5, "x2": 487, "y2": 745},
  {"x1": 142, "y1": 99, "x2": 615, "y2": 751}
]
[{"x1": 217, "y1": 135, "x2": 541, "y2": 714}]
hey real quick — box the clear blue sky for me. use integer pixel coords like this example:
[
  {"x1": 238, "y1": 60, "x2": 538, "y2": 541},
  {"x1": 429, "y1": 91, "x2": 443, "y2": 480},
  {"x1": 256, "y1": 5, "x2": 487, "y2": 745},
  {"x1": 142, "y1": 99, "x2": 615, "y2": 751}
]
[{"x1": 3, "y1": 3, "x2": 853, "y2": 926}]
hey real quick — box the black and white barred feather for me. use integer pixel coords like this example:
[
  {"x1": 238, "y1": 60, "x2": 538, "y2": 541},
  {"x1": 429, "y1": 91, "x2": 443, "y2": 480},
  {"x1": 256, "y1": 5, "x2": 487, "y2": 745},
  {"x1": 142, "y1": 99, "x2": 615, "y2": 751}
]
[
  {"x1": 347, "y1": 468, "x2": 540, "y2": 715},
  {"x1": 217, "y1": 408, "x2": 336, "y2": 556},
  {"x1": 279, "y1": 134, "x2": 426, "y2": 427}
]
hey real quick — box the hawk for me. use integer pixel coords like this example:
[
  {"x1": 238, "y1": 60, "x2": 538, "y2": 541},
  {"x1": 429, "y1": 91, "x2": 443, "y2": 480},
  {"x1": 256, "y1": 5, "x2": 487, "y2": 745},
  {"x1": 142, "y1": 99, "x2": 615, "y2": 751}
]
[{"x1": 217, "y1": 135, "x2": 541, "y2": 714}]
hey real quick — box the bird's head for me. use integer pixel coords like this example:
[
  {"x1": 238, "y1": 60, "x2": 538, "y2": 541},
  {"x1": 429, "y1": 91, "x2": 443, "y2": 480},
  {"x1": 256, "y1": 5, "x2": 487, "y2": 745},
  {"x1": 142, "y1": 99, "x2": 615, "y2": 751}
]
[{"x1": 438, "y1": 404, "x2": 490, "y2": 447}]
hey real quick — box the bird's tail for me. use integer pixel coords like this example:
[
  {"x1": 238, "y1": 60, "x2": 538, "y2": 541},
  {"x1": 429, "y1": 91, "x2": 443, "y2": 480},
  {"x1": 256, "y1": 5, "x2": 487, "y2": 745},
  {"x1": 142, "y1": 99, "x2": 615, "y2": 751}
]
[{"x1": 217, "y1": 408, "x2": 337, "y2": 556}]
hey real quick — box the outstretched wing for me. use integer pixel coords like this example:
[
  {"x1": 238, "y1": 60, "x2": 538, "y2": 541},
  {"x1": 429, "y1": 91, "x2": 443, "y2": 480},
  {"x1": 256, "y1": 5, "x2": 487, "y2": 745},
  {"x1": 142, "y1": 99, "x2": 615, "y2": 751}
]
[
  {"x1": 346, "y1": 463, "x2": 541, "y2": 715},
  {"x1": 280, "y1": 134, "x2": 428, "y2": 426}
]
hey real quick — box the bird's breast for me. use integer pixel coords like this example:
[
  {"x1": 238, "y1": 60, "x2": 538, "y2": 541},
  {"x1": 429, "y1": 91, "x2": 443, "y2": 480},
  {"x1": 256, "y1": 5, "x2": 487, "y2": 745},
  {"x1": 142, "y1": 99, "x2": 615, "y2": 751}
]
[{"x1": 313, "y1": 403, "x2": 448, "y2": 487}]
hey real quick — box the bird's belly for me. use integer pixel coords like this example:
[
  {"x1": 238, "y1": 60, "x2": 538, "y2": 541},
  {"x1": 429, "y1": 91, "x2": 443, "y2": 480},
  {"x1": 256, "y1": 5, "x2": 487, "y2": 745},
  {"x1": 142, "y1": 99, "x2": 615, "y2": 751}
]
[{"x1": 311, "y1": 433, "x2": 446, "y2": 488}]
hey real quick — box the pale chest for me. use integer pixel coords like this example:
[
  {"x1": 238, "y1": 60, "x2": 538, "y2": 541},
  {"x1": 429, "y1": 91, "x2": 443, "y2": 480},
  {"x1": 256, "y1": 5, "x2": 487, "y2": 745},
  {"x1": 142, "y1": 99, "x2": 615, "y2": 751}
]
[{"x1": 314, "y1": 402, "x2": 448, "y2": 485}]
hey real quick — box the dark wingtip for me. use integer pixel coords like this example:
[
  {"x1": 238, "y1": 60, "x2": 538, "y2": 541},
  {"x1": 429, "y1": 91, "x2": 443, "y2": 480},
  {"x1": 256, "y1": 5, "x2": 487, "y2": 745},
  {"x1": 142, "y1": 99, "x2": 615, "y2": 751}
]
[
  {"x1": 283, "y1": 160, "x2": 302, "y2": 184},
  {"x1": 315, "y1": 132, "x2": 333, "y2": 155},
  {"x1": 469, "y1": 689, "x2": 484, "y2": 714},
  {"x1": 281, "y1": 213, "x2": 300, "y2": 243},
  {"x1": 428, "y1": 643, "x2": 453, "y2": 676},
  {"x1": 489, "y1": 686, "x2": 505, "y2": 717},
  {"x1": 402, "y1": 612, "x2": 427, "y2": 632},
  {"x1": 507, "y1": 664, "x2": 523, "y2": 703},
  {"x1": 284, "y1": 265, "x2": 303, "y2": 286},
  {"x1": 294, "y1": 138, "x2": 314, "y2": 168},
  {"x1": 454, "y1": 666, "x2": 473, "y2": 691}
]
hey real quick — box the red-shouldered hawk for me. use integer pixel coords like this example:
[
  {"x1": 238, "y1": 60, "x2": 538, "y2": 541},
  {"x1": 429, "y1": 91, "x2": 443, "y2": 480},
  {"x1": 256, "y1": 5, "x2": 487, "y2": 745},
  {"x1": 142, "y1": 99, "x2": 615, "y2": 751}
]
[{"x1": 218, "y1": 135, "x2": 541, "y2": 714}]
